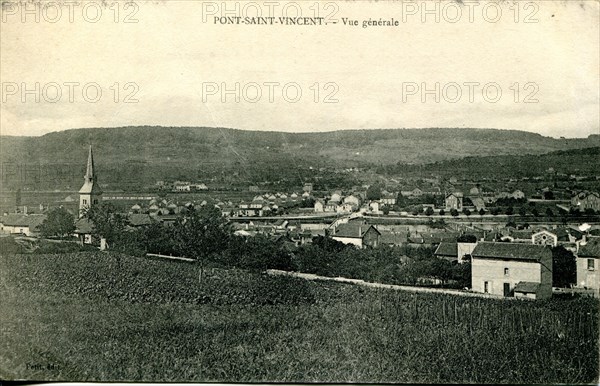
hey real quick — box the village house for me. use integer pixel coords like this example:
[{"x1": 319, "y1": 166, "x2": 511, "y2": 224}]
[
  {"x1": 369, "y1": 201, "x2": 381, "y2": 214},
  {"x1": 512, "y1": 190, "x2": 525, "y2": 199},
  {"x1": 343, "y1": 195, "x2": 361, "y2": 207},
  {"x1": 314, "y1": 199, "x2": 325, "y2": 213},
  {"x1": 331, "y1": 222, "x2": 381, "y2": 248},
  {"x1": 381, "y1": 192, "x2": 397, "y2": 206},
  {"x1": 471, "y1": 242, "x2": 553, "y2": 300},
  {"x1": 445, "y1": 192, "x2": 463, "y2": 211},
  {"x1": 401, "y1": 187, "x2": 424, "y2": 197},
  {"x1": 325, "y1": 201, "x2": 338, "y2": 212},
  {"x1": 576, "y1": 237, "x2": 600, "y2": 291},
  {"x1": 571, "y1": 191, "x2": 600, "y2": 212},
  {"x1": 0, "y1": 213, "x2": 47, "y2": 237},
  {"x1": 191, "y1": 183, "x2": 209, "y2": 191},
  {"x1": 173, "y1": 181, "x2": 191, "y2": 192},
  {"x1": 337, "y1": 202, "x2": 357, "y2": 214}
]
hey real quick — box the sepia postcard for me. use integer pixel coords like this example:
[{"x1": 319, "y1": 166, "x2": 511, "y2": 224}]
[{"x1": 0, "y1": 0, "x2": 599, "y2": 383}]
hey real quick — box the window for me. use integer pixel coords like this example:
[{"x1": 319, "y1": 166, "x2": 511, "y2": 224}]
[
  {"x1": 588, "y1": 259, "x2": 595, "y2": 270},
  {"x1": 93, "y1": 199, "x2": 98, "y2": 205},
  {"x1": 83, "y1": 199, "x2": 87, "y2": 205},
  {"x1": 504, "y1": 268, "x2": 509, "y2": 276},
  {"x1": 484, "y1": 281, "x2": 489, "y2": 293}
]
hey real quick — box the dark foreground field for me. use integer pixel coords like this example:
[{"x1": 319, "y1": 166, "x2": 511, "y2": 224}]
[{"x1": 0, "y1": 252, "x2": 598, "y2": 383}]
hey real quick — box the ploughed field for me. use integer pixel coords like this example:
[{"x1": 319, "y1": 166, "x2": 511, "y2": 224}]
[{"x1": 0, "y1": 251, "x2": 598, "y2": 383}]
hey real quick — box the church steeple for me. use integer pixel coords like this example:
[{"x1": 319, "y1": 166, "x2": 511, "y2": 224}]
[
  {"x1": 79, "y1": 145, "x2": 102, "y2": 216},
  {"x1": 84, "y1": 145, "x2": 95, "y2": 183}
]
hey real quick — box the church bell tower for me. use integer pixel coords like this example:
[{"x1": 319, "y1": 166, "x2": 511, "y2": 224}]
[{"x1": 78, "y1": 145, "x2": 102, "y2": 217}]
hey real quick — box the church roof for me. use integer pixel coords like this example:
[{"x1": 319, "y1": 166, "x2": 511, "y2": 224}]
[{"x1": 79, "y1": 146, "x2": 102, "y2": 194}]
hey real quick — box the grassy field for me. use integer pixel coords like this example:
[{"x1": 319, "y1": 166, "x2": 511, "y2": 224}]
[{"x1": 0, "y1": 251, "x2": 598, "y2": 383}]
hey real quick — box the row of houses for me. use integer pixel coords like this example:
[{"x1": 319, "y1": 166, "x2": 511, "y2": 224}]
[{"x1": 155, "y1": 181, "x2": 209, "y2": 192}]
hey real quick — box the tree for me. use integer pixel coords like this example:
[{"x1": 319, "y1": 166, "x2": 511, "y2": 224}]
[
  {"x1": 531, "y1": 208, "x2": 539, "y2": 217},
  {"x1": 545, "y1": 207, "x2": 554, "y2": 217},
  {"x1": 425, "y1": 207, "x2": 434, "y2": 216},
  {"x1": 366, "y1": 185, "x2": 382, "y2": 201},
  {"x1": 543, "y1": 191, "x2": 554, "y2": 200},
  {"x1": 462, "y1": 208, "x2": 471, "y2": 217},
  {"x1": 552, "y1": 246, "x2": 576, "y2": 288},
  {"x1": 395, "y1": 192, "x2": 407, "y2": 209},
  {"x1": 450, "y1": 208, "x2": 459, "y2": 217},
  {"x1": 382, "y1": 206, "x2": 390, "y2": 215},
  {"x1": 83, "y1": 203, "x2": 128, "y2": 247},
  {"x1": 518, "y1": 206, "x2": 528, "y2": 217},
  {"x1": 411, "y1": 205, "x2": 423, "y2": 216},
  {"x1": 505, "y1": 206, "x2": 514, "y2": 216},
  {"x1": 478, "y1": 208, "x2": 486, "y2": 216},
  {"x1": 39, "y1": 207, "x2": 75, "y2": 238},
  {"x1": 438, "y1": 209, "x2": 445, "y2": 216},
  {"x1": 172, "y1": 206, "x2": 232, "y2": 284}
]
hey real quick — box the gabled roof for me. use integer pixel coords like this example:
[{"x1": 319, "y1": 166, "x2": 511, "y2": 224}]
[
  {"x1": 333, "y1": 223, "x2": 381, "y2": 239},
  {"x1": 578, "y1": 238, "x2": 600, "y2": 258},
  {"x1": 128, "y1": 213, "x2": 153, "y2": 227},
  {"x1": 0, "y1": 214, "x2": 47, "y2": 230},
  {"x1": 472, "y1": 242, "x2": 551, "y2": 262},
  {"x1": 446, "y1": 192, "x2": 463, "y2": 198},
  {"x1": 434, "y1": 242, "x2": 458, "y2": 257}
]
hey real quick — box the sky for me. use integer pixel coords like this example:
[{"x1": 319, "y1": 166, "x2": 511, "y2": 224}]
[{"x1": 1, "y1": 0, "x2": 599, "y2": 138}]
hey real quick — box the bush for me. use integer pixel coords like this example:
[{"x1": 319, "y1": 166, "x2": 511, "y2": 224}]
[{"x1": 0, "y1": 237, "x2": 25, "y2": 255}]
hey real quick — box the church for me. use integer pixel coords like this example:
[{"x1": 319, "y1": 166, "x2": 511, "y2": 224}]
[
  {"x1": 79, "y1": 145, "x2": 103, "y2": 216},
  {"x1": 75, "y1": 146, "x2": 103, "y2": 245}
]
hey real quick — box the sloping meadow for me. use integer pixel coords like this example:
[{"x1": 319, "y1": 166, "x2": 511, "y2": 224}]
[{"x1": 0, "y1": 251, "x2": 598, "y2": 383}]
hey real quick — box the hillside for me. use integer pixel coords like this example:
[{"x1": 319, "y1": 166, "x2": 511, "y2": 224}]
[
  {"x1": 0, "y1": 127, "x2": 598, "y2": 188},
  {"x1": 382, "y1": 147, "x2": 600, "y2": 180}
]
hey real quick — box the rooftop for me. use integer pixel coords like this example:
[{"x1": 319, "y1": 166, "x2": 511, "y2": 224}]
[
  {"x1": 434, "y1": 242, "x2": 458, "y2": 257},
  {"x1": 472, "y1": 242, "x2": 551, "y2": 262},
  {"x1": 578, "y1": 237, "x2": 600, "y2": 258},
  {"x1": 333, "y1": 223, "x2": 380, "y2": 239}
]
